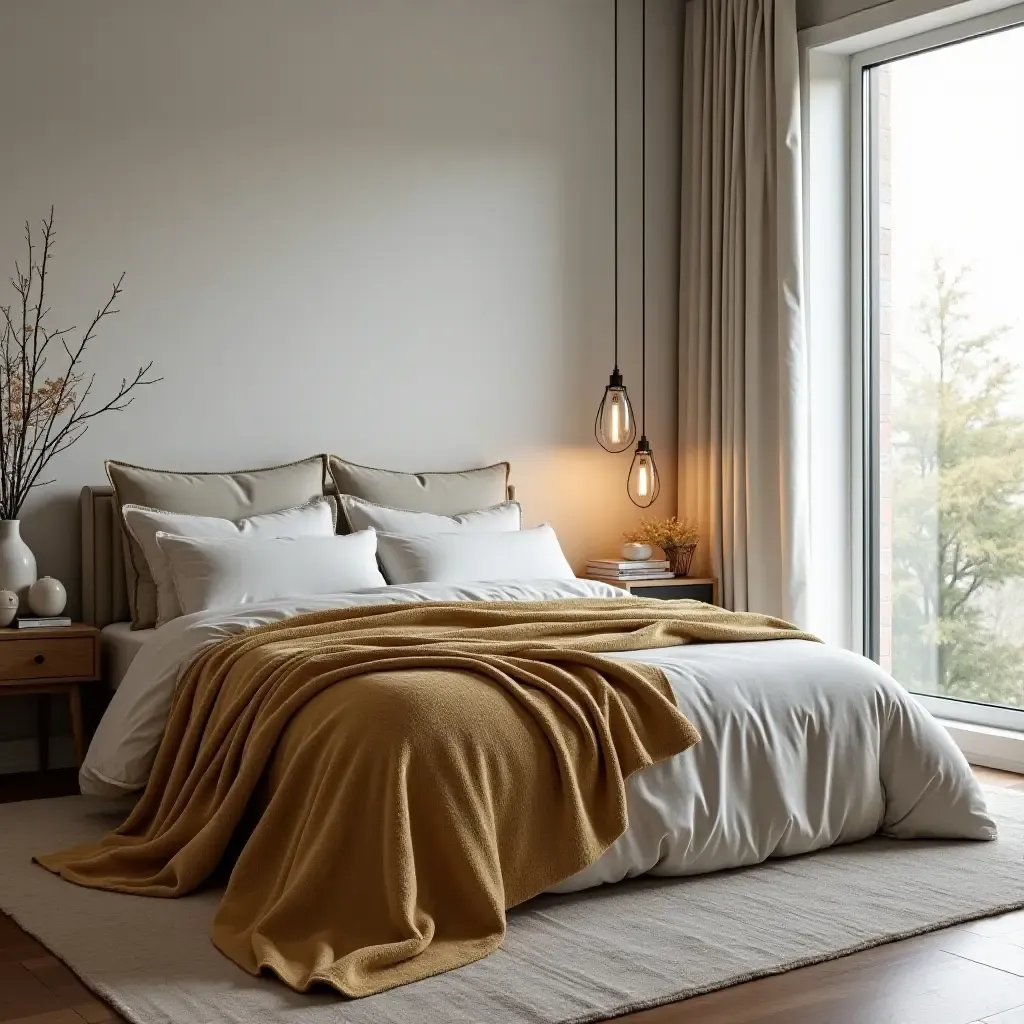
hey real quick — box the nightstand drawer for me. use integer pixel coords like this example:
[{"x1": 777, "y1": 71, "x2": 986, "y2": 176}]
[
  {"x1": 583, "y1": 576, "x2": 719, "y2": 604},
  {"x1": 641, "y1": 582, "x2": 715, "y2": 603},
  {"x1": 0, "y1": 637, "x2": 96, "y2": 681}
]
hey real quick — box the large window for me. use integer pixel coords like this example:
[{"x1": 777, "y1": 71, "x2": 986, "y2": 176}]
[{"x1": 855, "y1": 6, "x2": 1024, "y2": 727}]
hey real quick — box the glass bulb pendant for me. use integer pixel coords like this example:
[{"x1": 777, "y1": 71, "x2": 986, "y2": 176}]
[
  {"x1": 594, "y1": 369, "x2": 637, "y2": 453},
  {"x1": 627, "y1": 435, "x2": 660, "y2": 508}
]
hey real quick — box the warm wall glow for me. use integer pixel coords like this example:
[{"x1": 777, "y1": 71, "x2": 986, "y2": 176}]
[{"x1": 510, "y1": 445, "x2": 673, "y2": 570}]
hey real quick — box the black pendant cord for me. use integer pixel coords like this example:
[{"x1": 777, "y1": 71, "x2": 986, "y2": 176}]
[
  {"x1": 625, "y1": 0, "x2": 657, "y2": 507},
  {"x1": 640, "y1": 0, "x2": 646, "y2": 439},
  {"x1": 613, "y1": 0, "x2": 619, "y2": 374},
  {"x1": 593, "y1": 0, "x2": 635, "y2": 453}
]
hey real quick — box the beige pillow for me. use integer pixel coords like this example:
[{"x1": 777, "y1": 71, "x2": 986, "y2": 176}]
[
  {"x1": 328, "y1": 457, "x2": 510, "y2": 529},
  {"x1": 107, "y1": 456, "x2": 327, "y2": 629}
]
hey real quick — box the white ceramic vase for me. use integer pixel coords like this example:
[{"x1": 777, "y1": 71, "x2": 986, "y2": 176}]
[
  {"x1": 0, "y1": 520, "x2": 37, "y2": 605},
  {"x1": 29, "y1": 576, "x2": 66, "y2": 617}
]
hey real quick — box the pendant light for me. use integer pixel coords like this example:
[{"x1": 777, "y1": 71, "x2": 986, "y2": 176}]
[
  {"x1": 594, "y1": 0, "x2": 637, "y2": 453},
  {"x1": 627, "y1": 0, "x2": 660, "y2": 508}
]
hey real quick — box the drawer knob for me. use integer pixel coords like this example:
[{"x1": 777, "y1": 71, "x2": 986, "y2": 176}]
[{"x1": 34, "y1": 654, "x2": 44, "y2": 664}]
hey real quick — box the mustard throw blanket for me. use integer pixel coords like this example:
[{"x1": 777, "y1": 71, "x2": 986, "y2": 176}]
[{"x1": 38, "y1": 598, "x2": 815, "y2": 996}]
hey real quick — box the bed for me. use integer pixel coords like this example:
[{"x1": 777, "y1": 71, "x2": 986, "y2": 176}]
[
  {"x1": 99, "y1": 623, "x2": 154, "y2": 689},
  {"x1": 65, "y1": 482, "x2": 996, "y2": 997}
]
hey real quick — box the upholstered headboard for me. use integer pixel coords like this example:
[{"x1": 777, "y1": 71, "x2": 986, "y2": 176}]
[
  {"x1": 81, "y1": 486, "x2": 129, "y2": 628},
  {"x1": 81, "y1": 479, "x2": 517, "y2": 628}
]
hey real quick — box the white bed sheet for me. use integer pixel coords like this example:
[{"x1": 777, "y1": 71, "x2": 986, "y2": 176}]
[
  {"x1": 80, "y1": 580, "x2": 995, "y2": 892},
  {"x1": 100, "y1": 623, "x2": 156, "y2": 691}
]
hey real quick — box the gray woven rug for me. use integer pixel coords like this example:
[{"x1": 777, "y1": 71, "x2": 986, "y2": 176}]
[{"x1": 2, "y1": 789, "x2": 1023, "y2": 1024}]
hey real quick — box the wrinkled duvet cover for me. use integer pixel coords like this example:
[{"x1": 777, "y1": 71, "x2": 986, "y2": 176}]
[{"x1": 81, "y1": 578, "x2": 995, "y2": 894}]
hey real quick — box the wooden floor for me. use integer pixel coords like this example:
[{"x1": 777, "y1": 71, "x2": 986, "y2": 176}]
[{"x1": 2, "y1": 768, "x2": 1024, "y2": 1024}]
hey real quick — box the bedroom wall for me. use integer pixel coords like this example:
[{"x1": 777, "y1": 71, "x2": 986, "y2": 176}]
[{"x1": 0, "y1": 0, "x2": 683, "y2": 770}]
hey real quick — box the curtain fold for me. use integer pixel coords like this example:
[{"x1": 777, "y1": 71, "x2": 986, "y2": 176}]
[{"x1": 678, "y1": 0, "x2": 809, "y2": 624}]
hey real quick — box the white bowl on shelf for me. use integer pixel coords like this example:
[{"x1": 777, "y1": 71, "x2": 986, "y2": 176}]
[{"x1": 621, "y1": 543, "x2": 653, "y2": 561}]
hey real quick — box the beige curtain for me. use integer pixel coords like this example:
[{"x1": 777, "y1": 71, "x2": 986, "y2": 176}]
[{"x1": 678, "y1": 0, "x2": 809, "y2": 624}]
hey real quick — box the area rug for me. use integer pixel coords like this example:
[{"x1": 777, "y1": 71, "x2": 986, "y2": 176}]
[{"x1": 2, "y1": 789, "x2": 1024, "y2": 1024}]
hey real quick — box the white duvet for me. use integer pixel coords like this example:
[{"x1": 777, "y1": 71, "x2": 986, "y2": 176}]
[{"x1": 82, "y1": 579, "x2": 996, "y2": 893}]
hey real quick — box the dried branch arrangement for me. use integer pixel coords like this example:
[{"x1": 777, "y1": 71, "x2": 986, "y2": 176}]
[{"x1": 0, "y1": 208, "x2": 159, "y2": 519}]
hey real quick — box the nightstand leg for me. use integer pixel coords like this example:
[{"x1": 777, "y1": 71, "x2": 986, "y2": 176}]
[
  {"x1": 68, "y1": 685, "x2": 85, "y2": 768},
  {"x1": 37, "y1": 695, "x2": 50, "y2": 771}
]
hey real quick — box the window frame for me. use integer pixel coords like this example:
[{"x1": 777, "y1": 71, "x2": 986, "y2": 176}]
[{"x1": 849, "y1": 2, "x2": 1024, "y2": 732}]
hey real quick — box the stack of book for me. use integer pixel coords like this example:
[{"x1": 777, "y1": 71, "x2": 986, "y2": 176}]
[
  {"x1": 15, "y1": 615, "x2": 72, "y2": 629},
  {"x1": 586, "y1": 558, "x2": 674, "y2": 581}
]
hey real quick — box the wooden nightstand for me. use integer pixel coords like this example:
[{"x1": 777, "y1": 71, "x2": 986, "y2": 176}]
[
  {"x1": 0, "y1": 624, "x2": 100, "y2": 769},
  {"x1": 585, "y1": 577, "x2": 720, "y2": 605}
]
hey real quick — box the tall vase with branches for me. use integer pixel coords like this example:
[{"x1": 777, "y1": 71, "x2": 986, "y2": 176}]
[{"x1": 0, "y1": 208, "x2": 159, "y2": 602}]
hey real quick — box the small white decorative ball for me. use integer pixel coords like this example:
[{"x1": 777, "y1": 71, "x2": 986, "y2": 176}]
[
  {"x1": 622, "y1": 542, "x2": 653, "y2": 561},
  {"x1": 28, "y1": 576, "x2": 66, "y2": 618},
  {"x1": 0, "y1": 590, "x2": 17, "y2": 627}
]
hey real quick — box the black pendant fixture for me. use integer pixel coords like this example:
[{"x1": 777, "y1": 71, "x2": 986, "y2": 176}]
[
  {"x1": 595, "y1": 0, "x2": 637, "y2": 454},
  {"x1": 627, "y1": 0, "x2": 660, "y2": 508}
]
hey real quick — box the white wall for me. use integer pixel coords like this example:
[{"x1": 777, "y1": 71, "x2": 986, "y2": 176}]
[
  {"x1": 0, "y1": 0, "x2": 683, "y2": 607},
  {"x1": 0, "y1": 0, "x2": 683, "y2": 769}
]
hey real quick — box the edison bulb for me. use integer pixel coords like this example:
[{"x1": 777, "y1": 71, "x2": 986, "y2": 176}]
[
  {"x1": 636, "y1": 455, "x2": 651, "y2": 497},
  {"x1": 609, "y1": 394, "x2": 624, "y2": 444},
  {"x1": 627, "y1": 437, "x2": 660, "y2": 508},
  {"x1": 595, "y1": 373, "x2": 636, "y2": 453}
]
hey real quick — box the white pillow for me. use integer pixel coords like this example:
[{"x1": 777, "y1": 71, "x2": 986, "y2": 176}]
[
  {"x1": 375, "y1": 524, "x2": 575, "y2": 585},
  {"x1": 339, "y1": 496, "x2": 522, "y2": 534},
  {"x1": 123, "y1": 498, "x2": 336, "y2": 627},
  {"x1": 155, "y1": 530, "x2": 385, "y2": 616}
]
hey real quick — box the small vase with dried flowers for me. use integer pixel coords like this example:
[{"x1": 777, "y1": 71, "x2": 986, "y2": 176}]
[
  {"x1": 622, "y1": 516, "x2": 700, "y2": 577},
  {"x1": 0, "y1": 208, "x2": 159, "y2": 602}
]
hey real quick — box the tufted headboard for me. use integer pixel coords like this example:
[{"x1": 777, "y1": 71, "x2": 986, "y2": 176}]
[{"x1": 81, "y1": 479, "x2": 517, "y2": 629}]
